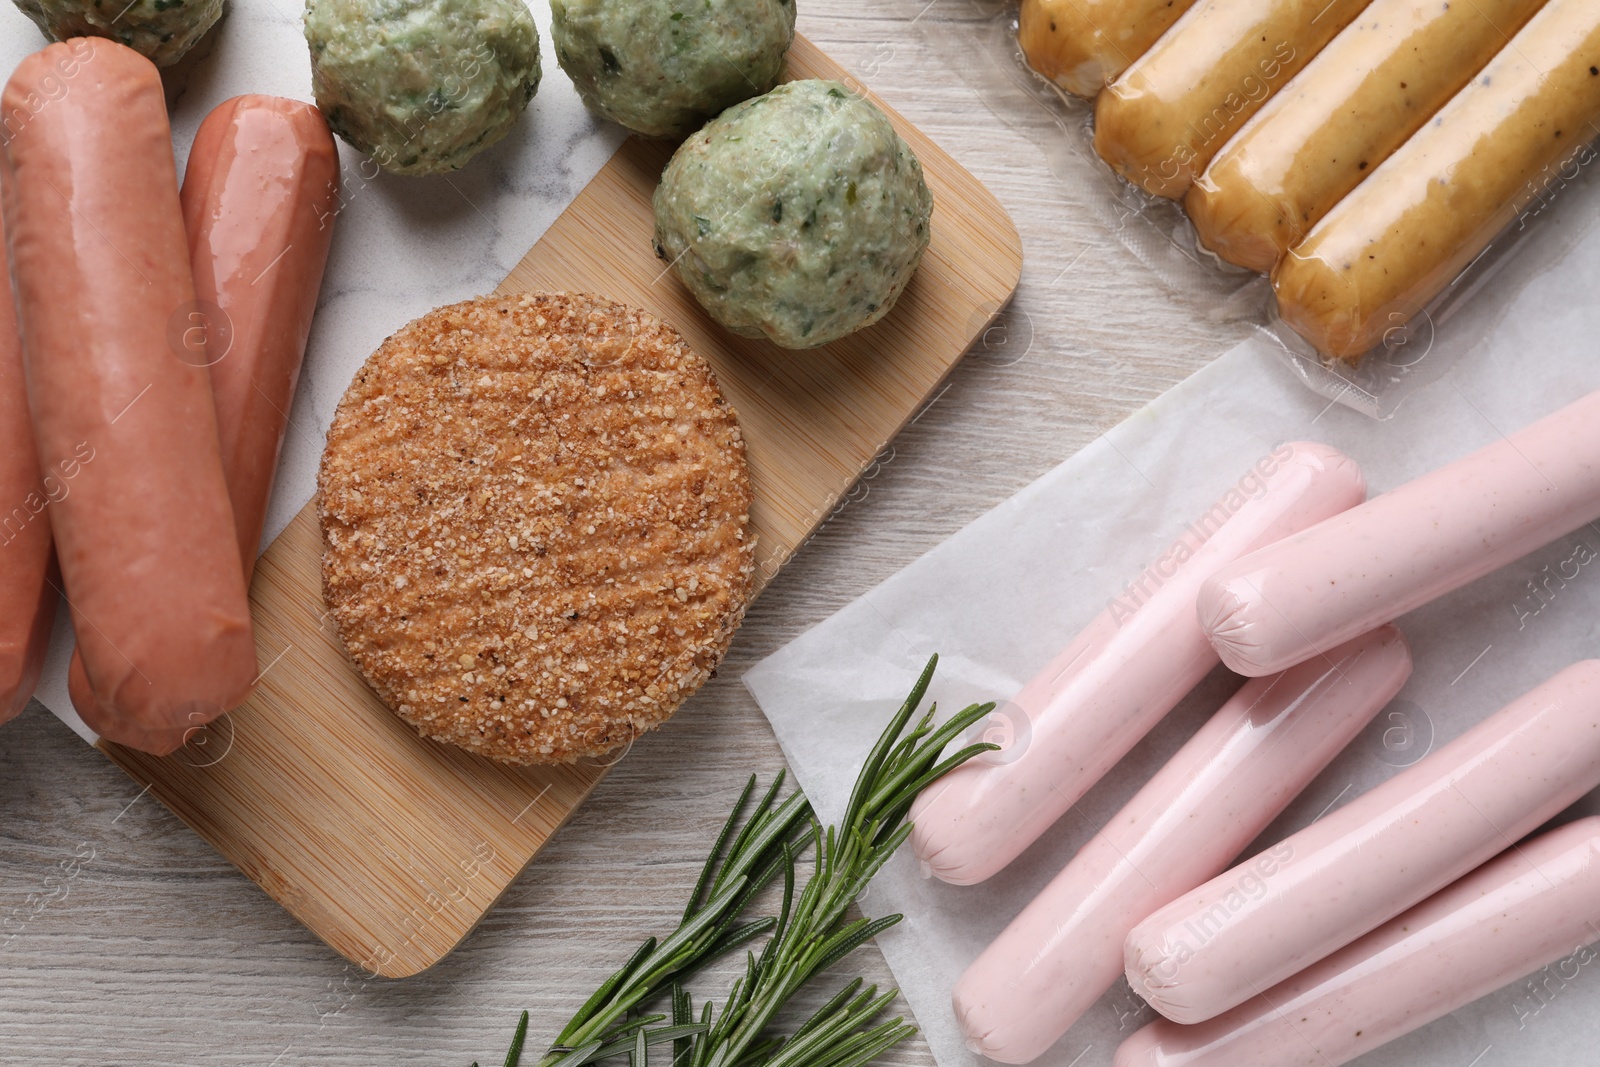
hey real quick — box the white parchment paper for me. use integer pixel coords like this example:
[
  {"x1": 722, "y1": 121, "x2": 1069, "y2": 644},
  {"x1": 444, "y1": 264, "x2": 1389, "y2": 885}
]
[
  {"x1": 744, "y1": 158, "x2": 1600, "y2": 1067},
  {"x1": 0, "y1": 1, "x2": 624, "y2": 741}
]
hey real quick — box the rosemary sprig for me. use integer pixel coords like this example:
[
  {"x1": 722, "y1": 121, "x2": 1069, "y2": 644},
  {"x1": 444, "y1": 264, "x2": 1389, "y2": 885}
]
[
  {"x1": 478, "y1": 654, "x2": 996, "y2": 1067},
  {"x1": 537, "y1": 770, "x2": 815, "y2": 1067},
  {"x1": 673, "y1": 658, "x2": 994, "y2": 1067}
]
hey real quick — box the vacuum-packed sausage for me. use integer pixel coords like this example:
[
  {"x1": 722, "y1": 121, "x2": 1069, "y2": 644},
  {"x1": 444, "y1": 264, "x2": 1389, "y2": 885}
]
[
  {"x1": 1093, "y1": 0, "x2": 1373, "y2": 199},
  {"x1": 1187, "y1": 0, "x2": 1549, "y2": 273},
  {"x1": 1115, "y1": 816, "x2": 1600, "y2": 1067},
  {"x1": 0, "y1": 212, "x2": 57, "y2": 725},
  {"x1": 1, "y1": 39, "x2": 256, "y2": 755},
  {"x1": 1199, "y1": 388, "x2": 1600, "y2": 677},
  {"x1": 954, "y1": 626, "x2": 1411, "y2": 1064},
  {"x1": 1124, "y1": 660, "x2": 1600, "y2": 1024},
  {"x1": 1272, "y1": 0, "x2": 1600, "y2": 359},
  {"x1": 910, "y1": 442, "x2": 1365, "y2": 886},
  {"x1": 1019, "y1": 0, "x2": 1201, "y2": 99}
]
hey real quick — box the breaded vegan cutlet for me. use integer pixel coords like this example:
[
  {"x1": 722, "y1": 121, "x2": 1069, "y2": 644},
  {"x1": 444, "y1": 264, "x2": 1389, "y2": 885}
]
[{"x1": 318, "y1": 292, "x2": 755, "y2": 764}]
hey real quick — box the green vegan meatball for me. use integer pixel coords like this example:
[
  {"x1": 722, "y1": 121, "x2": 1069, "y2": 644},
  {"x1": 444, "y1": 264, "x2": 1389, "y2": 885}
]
[
  {"x1": 13, "y1": 0, "x2": 224, "y2": 67},
  {"x1": 552, "y1": 0, "x2": 795, "y2": 140},
  {"x1": 653, "y1": 80, "x2": 934, "y2": 350},
  {"x1": 303, "y1": 0, "x2": 540, "y2": 176}
]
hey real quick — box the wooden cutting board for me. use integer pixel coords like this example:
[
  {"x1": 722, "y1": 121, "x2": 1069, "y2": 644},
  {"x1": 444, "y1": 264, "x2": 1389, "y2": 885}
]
[{"x1": 97, "y1": 34, "x2": 1022, "y2": 979}]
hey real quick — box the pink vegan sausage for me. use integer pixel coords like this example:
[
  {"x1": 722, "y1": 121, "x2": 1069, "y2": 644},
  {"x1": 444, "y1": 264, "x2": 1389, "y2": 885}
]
[
  {"x1": 1200, "y1": 388, "x2": 1600, "y2": 677},
  {"x1": 1, "y1": 39, "x2": 256, "y2": 754},
  {"x1": 910, "y1": 442, "x2": 1366, "y2": 885},
  {"x1": 954, "y1": 625, "x2": 1411, "y2": 1064},
  {"x1": 1115, "y1": 816, "x2": 1600, "y2": 1067},
  {"x1": 1124, "y1": 659, "x2": 1600, "y2": 1024},
  {"x1": 0, "y1": 210, "x2": 57, "y2": 725}
]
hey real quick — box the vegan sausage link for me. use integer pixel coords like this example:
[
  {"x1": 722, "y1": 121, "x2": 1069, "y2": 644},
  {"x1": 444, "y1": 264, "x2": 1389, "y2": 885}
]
[
  {"x1": 1272, "y1": 0, "x2": 1600, "y2": 359},
  {"x1": 1199, "y1": 388, "x2": 1600, "y2": 678},
  {"x1": 1019, "y1": 0, "x2": 1202, "y2": 98},
  {"x1": 1094, "y1": 0, "x2": 1374, "y2": 199},
  {"x1": 181, "y1": 95, "x2": 340, "y2": 569},
  {"x1": 1125, "y1": 660, "x2": 1600, "y2": 1024},
  {"x1": 1116, "y1": 817, "x2": 1600, "y2": 1066},
  {"x1": 0, "y1": 212, "x2": 57, "y2": 725},
  {"x1": 909, "y1": 442, "x2": 1365, "y2": 886},
  {"x1": 67, "y1": 94, "x2": 340, "y2": 734},
  {"x1": 1, "y1": 39, "x2": 257, "y2": 754},
  {"x1": 1187, "y1": 0, "x2": 1549, "y2": 272}
]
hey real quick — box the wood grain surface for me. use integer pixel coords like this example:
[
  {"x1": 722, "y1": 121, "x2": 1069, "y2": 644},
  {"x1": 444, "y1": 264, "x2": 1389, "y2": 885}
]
[
  {"x1": 92, "y1": 32, "x2": 1020, "y2": 981},
  {"x1": 0, "y1": 1, "x2": 1247, "y2": 1063}
]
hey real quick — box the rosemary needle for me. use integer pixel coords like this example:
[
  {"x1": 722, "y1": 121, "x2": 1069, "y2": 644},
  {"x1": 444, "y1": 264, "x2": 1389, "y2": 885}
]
[{"x1": 481, "y1": 654, "x2": 996, "y2": 1067}]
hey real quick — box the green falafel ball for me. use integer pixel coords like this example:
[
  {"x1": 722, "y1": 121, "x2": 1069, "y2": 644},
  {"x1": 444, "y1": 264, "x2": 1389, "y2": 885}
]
[
  {"x1": 552, "y1": 0, "x2": 795, "y2": 140},
  {"x1": 13, "y1": 0, "x2": 224, "y2": 67},
  {"x1": 303, "y1": 0, "x2": 540, "y2": 176},
  {"x1": 653, "y1": 80, "x2": 934, "y2": 350}
]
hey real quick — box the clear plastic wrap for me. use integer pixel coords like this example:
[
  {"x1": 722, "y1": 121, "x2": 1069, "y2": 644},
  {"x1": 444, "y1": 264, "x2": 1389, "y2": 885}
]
[{"x1": 904, "y1": 0, "x2": 1600, "y2": 417}]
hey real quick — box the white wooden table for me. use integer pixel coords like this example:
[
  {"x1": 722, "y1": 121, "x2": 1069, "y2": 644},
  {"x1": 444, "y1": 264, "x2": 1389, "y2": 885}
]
[{"x1": 0, "y1": 3, "x2": 1250, "y2": 1062}]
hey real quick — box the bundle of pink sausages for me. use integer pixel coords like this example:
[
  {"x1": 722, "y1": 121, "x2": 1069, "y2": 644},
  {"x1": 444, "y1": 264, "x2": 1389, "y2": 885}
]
[
  {"x1": 923, "y1": 392, "x2": 1600, "y2": 1064},
  {"x1": 0, "y1": 38, "x2": 339, "y2": 753}
]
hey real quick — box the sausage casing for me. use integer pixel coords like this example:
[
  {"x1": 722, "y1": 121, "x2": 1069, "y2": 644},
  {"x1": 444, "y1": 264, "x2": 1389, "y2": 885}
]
[
  {"x1": 1093, "y1": 0, "x2": 1373, "y2": 199},
  {"x1": 180, "y1": 94, "x2": 339, "y2": 569},
  {"x1": 1125, "y1": 660, "x2": 1600, "y2": 1024},
  {"x1": 66, "y1": 95, "x2": 340, "y2": 740},
  {"x1": 1115, "y1": 816, "x2": 1600, "y2": 1067},
  {"x1": 1187, "y1": 0, "x2": 1549, "y2": 272},
  {"x1": 0, "y1": 210, "x2": 57, "y2": 724},
  {"x1": 1019, "y1": 0, "x2": 1201, "y2": 99},
  {"x1": 1272, "y1": 0, "x2": 1600, "y2": 359},
  {"x1": 1, "y1": 39, "x2": 256, "y2": 754}
]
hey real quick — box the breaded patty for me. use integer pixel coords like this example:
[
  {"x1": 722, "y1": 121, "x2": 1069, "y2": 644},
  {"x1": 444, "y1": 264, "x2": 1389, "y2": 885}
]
[{"x1": 318, "y1": 292, "x2": 754, "y2": 764}]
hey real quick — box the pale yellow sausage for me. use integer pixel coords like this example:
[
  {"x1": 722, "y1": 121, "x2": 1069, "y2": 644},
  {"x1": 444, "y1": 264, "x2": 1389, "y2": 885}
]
[
  {"x1": 1019, "y1": 0, "x2": 1200, "y2": 98},
  {"x1": 1188, "y1": 0, "x2": 1549, "y2": 273},
  {"x1": 1094, "y1": 0, "x2": 1373, "y2": 199},
  {"x1": 1274, "y1": 0, "x2": 1600, "y2": 361}
]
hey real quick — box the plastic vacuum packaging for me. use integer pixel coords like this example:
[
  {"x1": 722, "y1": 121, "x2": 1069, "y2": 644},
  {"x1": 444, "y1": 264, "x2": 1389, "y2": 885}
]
[
  {"x1": 1093, "y1": 0, "x2": 1374, "y2": 200},
  {"x1": 1273, "y1": 0, "x2": 1600, "y2": 361},
  {"x1": 909, "y1": 442, "x2": 1364, "y2": 886},
  {"x1": 912, "y1": 0, "x2": 1600, "y2": 416},
  {"x1": 1018, "y1": 0, "x2": 1201, "y2": 98},
  {"x1": 1186, "y1": 0, "x2": 1551, "y2": 273},
  {"x1": 954, "y1": 626, "x2": 1411, "y2": 1064},
  {"x1": 1115, "y1": 816, "x2": 1600, "y2": 1067},
  {"x1": 1124, "y1": 659, "x2": 1600, "y2": 1024}
]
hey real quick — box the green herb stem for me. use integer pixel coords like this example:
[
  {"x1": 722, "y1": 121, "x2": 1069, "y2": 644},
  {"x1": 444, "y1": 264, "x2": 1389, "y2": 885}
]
[{"x1": 492, "y1": 655, "x2": 995, "y2": 1067}]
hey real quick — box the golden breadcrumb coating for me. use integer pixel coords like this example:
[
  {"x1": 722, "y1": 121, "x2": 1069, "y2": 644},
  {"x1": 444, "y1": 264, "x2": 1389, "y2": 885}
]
[{"x1": 318, "y1": 292, "x2": 754, "y2": 764}]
